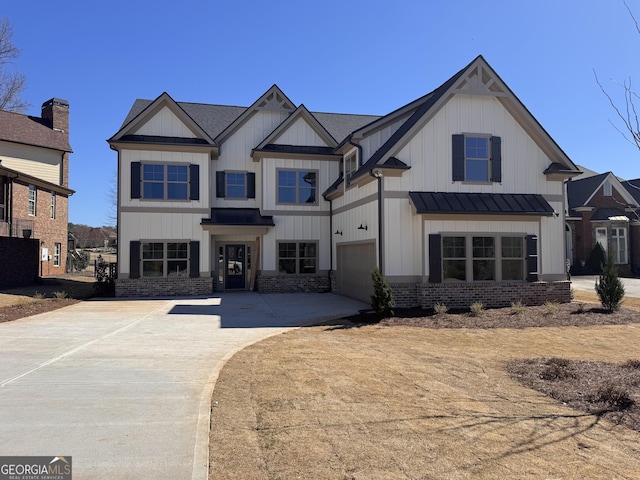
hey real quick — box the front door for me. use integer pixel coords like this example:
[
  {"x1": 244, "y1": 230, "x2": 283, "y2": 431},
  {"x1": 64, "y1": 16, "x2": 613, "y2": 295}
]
[{"x1": 225, "y1": 244, "x2": 245, "y2": 289}]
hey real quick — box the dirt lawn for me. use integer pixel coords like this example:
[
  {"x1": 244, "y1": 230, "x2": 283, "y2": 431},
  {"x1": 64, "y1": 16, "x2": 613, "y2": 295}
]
[{"x1": 210, "y1": 298, "x2": 640, "y2": 479}]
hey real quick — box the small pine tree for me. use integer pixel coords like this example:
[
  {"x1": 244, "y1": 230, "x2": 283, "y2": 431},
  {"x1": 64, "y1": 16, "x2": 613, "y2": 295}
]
[
  {"x1": 586, "y1": 242, "x2": 606, "y2": 274},
  {"x1": 371, "y1": 268, "x2": 395, "y2": 317},
  {"x1": 595, "y1": 251, "x2": 625, "y2": 312}
]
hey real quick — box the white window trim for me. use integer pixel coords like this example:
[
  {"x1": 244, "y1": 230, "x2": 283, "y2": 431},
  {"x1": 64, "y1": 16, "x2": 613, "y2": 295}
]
[
  {"x1": 50, "y1": 192, "x2": 56, "y2": 219},
  {"x1": 28, "y1": 185, "x2": 36, "y2": 216},
  {"x1": 612, "y1": 227, "x2": 628, "y2": 264},
  {"x1": 442, "y1": 233, "x2": 526, "y2": 282},
  {"x1": 53, "y1": 243, "x2": 61, "y2": 267},
  {"x1": 464, "y1": 133, "x2": 492, "y2": 183},
  {"x1": 141, "y1": 162, "x2": 190, "y2": 201}
]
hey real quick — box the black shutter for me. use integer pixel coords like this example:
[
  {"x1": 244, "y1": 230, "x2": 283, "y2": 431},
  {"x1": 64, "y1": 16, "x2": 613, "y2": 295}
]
[
  {"x1": 429, "y1": 234, "x2": 442, "y2": 283},
  {"x1": 526, "y1": 234, "x2": 538, "y2": 282},
  {"x1": 190, "y1": 241, "x2": 200, "y2": 278},
  {"x1": 130, "y1": 240, "x2": 141, "y2": 279},
  {"x1": 452, "y1": 135, "x2": 464, "y2": 181},
  {"x1": 490, "y1": 136, "x2": 502, "y2": 183},
  {"x1": 189, "y1": 164, "x2": 200, "y2": 200},
  {"x1": 247, "y1": 172, "x2": 256, "y2": 199},
  {"x1": 216, "y1": 171, "x2": 225, "y2": 198},
  {"x1": 131, "y1": 162, "x2": 141, "y2": 199}
]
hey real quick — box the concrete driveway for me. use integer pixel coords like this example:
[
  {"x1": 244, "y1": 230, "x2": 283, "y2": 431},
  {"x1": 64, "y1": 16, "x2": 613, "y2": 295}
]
[
  {"x1": 571, "y1": 275, "x2": 640, "y2": 298},
  {"x1": 0, "y1": 292, "x2": 367, "y2": 480}
]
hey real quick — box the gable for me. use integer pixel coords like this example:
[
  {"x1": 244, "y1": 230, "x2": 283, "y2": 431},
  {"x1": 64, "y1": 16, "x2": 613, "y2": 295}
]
[
  {"x1": 133, "y1": 106, "x2": 198, "y2": 138},
  {"x1": 272, "y1": 116, "x2": 330, "y2": 146}
]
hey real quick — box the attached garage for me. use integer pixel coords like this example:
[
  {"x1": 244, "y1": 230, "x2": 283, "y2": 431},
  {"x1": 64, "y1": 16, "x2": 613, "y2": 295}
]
[{"x1": 336, "y1": 242, "x2": 376, "y2": 303}]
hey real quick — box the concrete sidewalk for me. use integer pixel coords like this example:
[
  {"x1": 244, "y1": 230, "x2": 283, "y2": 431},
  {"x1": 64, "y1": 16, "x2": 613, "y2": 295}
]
[{"x1": 0, "y1": 292, "x2": 367, "y2": 480}]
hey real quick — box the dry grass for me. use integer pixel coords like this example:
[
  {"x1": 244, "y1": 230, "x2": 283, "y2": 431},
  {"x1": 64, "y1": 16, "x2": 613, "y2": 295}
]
[{"x1": 210, "y1": 301, "x2": 640, "y2": 479}]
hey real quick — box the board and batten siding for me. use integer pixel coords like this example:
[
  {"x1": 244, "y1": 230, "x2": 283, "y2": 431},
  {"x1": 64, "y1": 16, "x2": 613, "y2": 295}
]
[
  {"x1": 132, "y1": 106, "x2": 198, "y2": 138},
  {"x1": 358, "y1": 114, "x2": 412, "y2": 161},
  {"x1": 273, "y1": 117, "x2": 328, "y2": 146},
  {"x1": 262, "y1": 158, "x2": 338, "y2": 212},
  {"x1": 261, "y1": 214, "x2": 331, "y2": 271},
  {"x1": 386, "y1": 94, "x2": 564, "y2": 198},
  {"x1": 0, "y1": 141, "x2": 62, "y2": 185},
  {"x1": 119, "y1": 149, "x2": 208, "y2": 209},
  {"x1": 331, "y1": 199, "x2": 379, "y2": 270},
  {"x1": 118, "y1": 211, "x2": 210, "y2": 278}
]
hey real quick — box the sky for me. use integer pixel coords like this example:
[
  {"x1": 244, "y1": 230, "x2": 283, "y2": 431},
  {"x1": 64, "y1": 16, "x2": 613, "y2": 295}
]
[{"x1": 3, "y1": 0, "x2": 640, "y2": 226}]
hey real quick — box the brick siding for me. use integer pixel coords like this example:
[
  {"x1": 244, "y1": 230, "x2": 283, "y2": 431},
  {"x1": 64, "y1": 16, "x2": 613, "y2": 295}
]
[
  {"x1": 115, "y1": 277, "x2": 213, "y2": 297},
  {"x1": 12, "y1": 181, "x2": 68, "y2": 276},
  {"x1": 372, "y1": 280, "x2": 571, "y2": 309},
  {"x1": 256, "y1": 272, "x2": 330, "y2": 293}
]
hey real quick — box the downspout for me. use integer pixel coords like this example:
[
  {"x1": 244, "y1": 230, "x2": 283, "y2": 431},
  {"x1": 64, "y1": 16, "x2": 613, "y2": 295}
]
[
  {"x1": 328, "y1": 197, "x2": 333, "y2": 293},
  {"x1": 370, "y1": 169, "x2": 383, "y2": 273}
]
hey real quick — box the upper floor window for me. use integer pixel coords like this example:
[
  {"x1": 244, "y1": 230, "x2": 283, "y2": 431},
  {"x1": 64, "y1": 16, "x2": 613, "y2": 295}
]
[
  {"x1": 50, "y1": 192, "x2": 56, "y2": 219},
  {"x1": 277, "y1": 169, "x2": 317, "y2": 205},
  {"x1": 28, "y1": 185, "x2": 36, "y2": 216},
  {"x1": 345, "y1": 152, "x2": 358, "y2": 179},
  {"x1": 452, "y1": 134, "x2": 502, "y2": 183},
  {"x1": 131, "y1": 162, "x2": 199, "y2": 201},
  {"x1": 0, "y1": 181, "x2": 6, "y2": 221},
  {"x1": 216, "y1": 171, "x2": 255, "y2": 199},
  {"x1": 143, "y1": 164, "x2": 188, "y2": 200}
]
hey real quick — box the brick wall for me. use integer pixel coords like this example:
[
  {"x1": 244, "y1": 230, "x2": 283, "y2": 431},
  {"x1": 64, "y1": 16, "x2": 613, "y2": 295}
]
[
  {"x1": 256, "y1": 272, "x2": 330, "y2": 293},
  {"x1": 115, "y1": 277, "x2": 213, "y2": 297},
  {"x1": 0, "y1": 237, "x2": 39, "y2": 287},
  {"x1": 12, "y1": 182, "x2": 68, "y2": 276},
  {"x1": 383, "y1": 280, "x2": 572, "y2": 309}
]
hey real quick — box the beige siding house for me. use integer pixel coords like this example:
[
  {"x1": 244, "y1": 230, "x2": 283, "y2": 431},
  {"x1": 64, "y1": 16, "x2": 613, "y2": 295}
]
[{"x1": 109, "y1": 56, "x2": 579, "y2": 306}]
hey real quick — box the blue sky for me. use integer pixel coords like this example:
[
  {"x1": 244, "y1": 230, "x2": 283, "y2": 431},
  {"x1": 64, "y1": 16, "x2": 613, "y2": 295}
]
[{"x1": 3, "y1": 0, "x2": 640, "y2": 226}]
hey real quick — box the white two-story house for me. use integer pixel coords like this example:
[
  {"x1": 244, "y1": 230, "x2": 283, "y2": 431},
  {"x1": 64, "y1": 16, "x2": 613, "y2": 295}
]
[{"x1": 109, "y1": 56, "x2": 580, "y2": 307}]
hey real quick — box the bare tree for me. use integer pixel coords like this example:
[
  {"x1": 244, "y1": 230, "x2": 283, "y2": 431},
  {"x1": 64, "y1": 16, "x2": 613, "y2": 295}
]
[{"x1": 0, "y1": 18, "x2": 28, "y2": 112}]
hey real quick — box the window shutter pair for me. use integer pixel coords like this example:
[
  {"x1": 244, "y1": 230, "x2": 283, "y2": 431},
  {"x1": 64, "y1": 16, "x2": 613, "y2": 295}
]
[
  {"x1": 129, "y1": 240, "x2": 200, "y2": 279},
  {"x1": 130, "y1": 162, "x2": 199, "y2": 200},
  {"x1": 428, "y1": 233, "x2": 538, "y2": 283},
  {"x1": 451, "y1": 135, "x2": 501, "y2": 182},
  {"x1": 216, "y1": 171, "x2": 255, "y2": 198}
]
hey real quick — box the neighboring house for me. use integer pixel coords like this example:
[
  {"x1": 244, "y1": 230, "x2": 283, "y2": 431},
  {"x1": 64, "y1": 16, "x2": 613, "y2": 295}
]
[
  {"x1": 109, "y1": 56, "x2": 580, "y2": 307},
  {"x1": 0, "y1": 99, "x2": 74, "y2": 276},
  {"x1": 566, "y1": 171, "x2": 640, "y2": 276}
]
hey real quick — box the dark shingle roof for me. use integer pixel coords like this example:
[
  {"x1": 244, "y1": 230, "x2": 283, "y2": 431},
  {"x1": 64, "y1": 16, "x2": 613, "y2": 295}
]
[
  {"x1": 622, "y1": 179, "x2": 640, "y2": 204},
  {"x1": 255, "y1": 144, "x2": 336, "y2": 156},
  {"x1": 0, "y1": 110, "x2": 71, "y2": 152},
  {"x1": 122, "y1": 100, "x2": 378, "y2": 145},
  {"x1": 566, "y1": 172, "x2": 609, "y2": 211},
  {"x1": 409, "y1": 192, "x2": 554, "y2": 216}
]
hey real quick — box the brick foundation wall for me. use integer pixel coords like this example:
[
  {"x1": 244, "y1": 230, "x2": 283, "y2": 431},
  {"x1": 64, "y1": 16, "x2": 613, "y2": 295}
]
[
  {"x1": 0, "y1": 237, "x2": 39, "y2": 287},
  {"x1": 256, "y1": 272, "x2": 330, "y2": 293},
  {"x1": 115, "y1": 277, "x2": 213, "y2": 297},
  {"x1": 385, "y1": 281, "x2": 572, "y2": 309}
]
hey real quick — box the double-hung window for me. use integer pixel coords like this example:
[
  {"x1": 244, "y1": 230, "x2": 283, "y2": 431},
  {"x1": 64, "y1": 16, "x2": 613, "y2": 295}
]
[
  {"x1": 278, "y1": 241, "x2": 317, "y2": 274},
  {"x1": 142, "y1": 164, "x2": 188, "y2": 200},
  {"x1": 226, "y1": 172, "x2": 246, "y2": 198},
  {"x1": 50, "y1": 192, "x2": 56, "y2": 219},
  {"x1": 28, "y1": 185, "x2": 36, "y2": 216},
  {"x1": 612, "y1": 227, "x2": 628, "y2": 264},
  {"x1": 345, "y1": 153, "x2": 358, "y2": 179},
  {"x1": 277, "y1": 170, "x2": 317, "y2": 204},
  {"x1": 452, "y1": 134, "x2": 501, "y2": 183},
  {"x1": 216, "y1": 171, "x2": 255, "y2": 199},
  {"x1": 441, "y1": 235, "x2": 525, "y2": 282},
  {"x1": 53, "y1": 243, "x2": 61, "y2": 267},
  {"x1": 142, "y1": 242, "x2": 189, "y2": 277}
]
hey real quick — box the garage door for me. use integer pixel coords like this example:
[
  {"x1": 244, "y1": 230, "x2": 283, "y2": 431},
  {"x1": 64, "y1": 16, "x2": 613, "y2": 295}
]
[{"x1": 337, "y1": 242, "x2": 376, "y2": 303}]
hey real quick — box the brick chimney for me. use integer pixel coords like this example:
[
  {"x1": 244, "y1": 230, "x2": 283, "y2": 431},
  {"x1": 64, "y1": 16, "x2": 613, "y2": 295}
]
[{"x1": 41, "y1": 98, "x2": 69, "y2": 133}]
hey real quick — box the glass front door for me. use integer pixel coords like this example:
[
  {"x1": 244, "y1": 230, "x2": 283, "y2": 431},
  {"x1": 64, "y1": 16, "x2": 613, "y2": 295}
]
[{"x1": 225, "y1": 244, "x2": 245, "y2": 289}]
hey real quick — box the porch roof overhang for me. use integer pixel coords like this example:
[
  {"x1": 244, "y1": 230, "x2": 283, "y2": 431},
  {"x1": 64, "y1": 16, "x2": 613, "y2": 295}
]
[
  {"x1": 409, "y1": 191, "x2": 555, "y2": 216},
  {"x1": 201, "y1": 208, "x2": 274, "y2": 235},
  {"x1": 590, "y1": 208, "x2": 629, "y2": 222}
]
